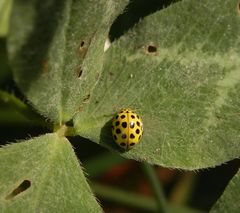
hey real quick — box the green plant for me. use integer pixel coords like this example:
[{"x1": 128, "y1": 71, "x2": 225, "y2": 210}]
[{"x1": 0, "y1": 0, "x2": 239, "y2": 212}]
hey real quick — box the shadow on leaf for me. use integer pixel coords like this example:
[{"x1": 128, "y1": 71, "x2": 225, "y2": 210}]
[{"x1": 99, "y1": 118, "x2": 126, "y2": 154}]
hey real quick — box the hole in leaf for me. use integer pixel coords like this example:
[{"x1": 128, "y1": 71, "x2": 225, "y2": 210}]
[
  {"x1": 80, "y1": 40, "x2": 85, "y2": 47},
  {"x1": 5, "y1": 180, "x2": 31, "y2": 200},
  {"x1": 77, "y1": 67, "x2": 83, "y2": 79},
  {"x1": 78, "y1": 40, "x2": 88, "y2": 57},
  {"x1": 83, "y1": 94, "x2": 90, "y2": 103},
  {"x1": 145, "y1": 43, "x2": 157, "y2": 55},
  {"x1": 147, "y1": 45, "x2": 157, "y2": 53}
]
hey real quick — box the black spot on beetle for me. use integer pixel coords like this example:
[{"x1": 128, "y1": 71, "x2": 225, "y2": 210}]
[
  {"x1": 137, "y1": 121, "x2": 140, "y2": 127},
  {"x1": 116, "y1": 129, "x2": 121, "y2": 134},
  {"x1": 115, "y1": 121, "x2": 120, "y2": 126},
  {"x1": 120, "y1": 142, "x2": 126, "y2": 147},
  {"x1": 136, "y1": 129, "x2": 140, "y2": 134},
  {"x1": 122, "y1": 122, "x2": 127, "y2": 128},
  {"x1": 121, "y1": 115, "x2": 125, "y2": 119},
  {"x1": 131, "y1": 115, "x2": 135, "y2": 119},
  {"x1": 121, "y1": 134, "x2": 127, "y2": 139},
  {"x1": 130, "y1": 134, "x2": 135, "y2": 139},
  {"x1": 130, "y1": 143, "x2": 135, "y2": 146}
]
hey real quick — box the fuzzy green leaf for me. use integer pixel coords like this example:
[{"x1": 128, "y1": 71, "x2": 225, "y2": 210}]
[
  {"x1": 74, "y1": 0, "x2": 240, "y2": 169},
  {"x1": 0, "y1": 134, "x2": 102, "y2": 212},
  {"x1": 8, "y1": 0, "x2": 128, "y2": 123},
  {"x1": 210, "y1": 169, "x2": 240, "y2": 213}
]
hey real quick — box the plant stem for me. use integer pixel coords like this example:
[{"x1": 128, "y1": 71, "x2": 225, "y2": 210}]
[
  {"x1": 142, "y1": 162, "x2": 169, "y2": 213},
  {"x1": 91, "y1": 182, "x2": 158, "y2": 212},
  {"x1": 91, "y1": 182, "x2": 202, "y2": 213},
  {"x1": 169, "y1": 172, "x2": 196, "y2": 205}
]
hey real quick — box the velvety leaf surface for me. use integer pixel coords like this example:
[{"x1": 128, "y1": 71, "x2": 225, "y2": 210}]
[
  {"x1": 210, "y1": 169, "x2": 240, "y2": 213},
  {"x1": 0, "y1": 134, "x2": 102, "y2": 213},
  {"x1": 74, "y1": 0, "x2": 240, "y2": 169},
  {"x1": 8, "y1": 0, "x2": 128, "y2": 123}
]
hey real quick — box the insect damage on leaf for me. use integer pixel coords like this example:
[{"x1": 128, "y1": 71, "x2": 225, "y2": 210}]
[
  {"x1": 144, "y1": 42, "x2": 158, "y2": 55},
  {"x1": 77, "y1": 66, "x2": 83, "y2": 79},
  {"x1": 78, "y1": 39, "x2": 88, "y2": 58},
  {"x1": 5, "y1": 180, "x2": 31, "y2": 200}
]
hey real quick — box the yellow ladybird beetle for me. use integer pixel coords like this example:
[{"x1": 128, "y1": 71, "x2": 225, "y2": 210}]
[{"x1": 111, "y1": 109, "x2": 143, "y2": 150}]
